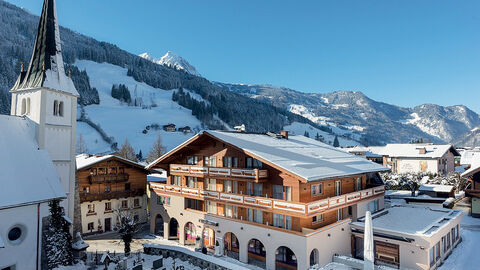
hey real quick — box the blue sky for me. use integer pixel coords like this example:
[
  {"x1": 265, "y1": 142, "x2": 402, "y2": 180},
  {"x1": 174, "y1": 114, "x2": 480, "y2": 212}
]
[{"x1": 8, "y1": 0, "x2": 480, "y2": 112}]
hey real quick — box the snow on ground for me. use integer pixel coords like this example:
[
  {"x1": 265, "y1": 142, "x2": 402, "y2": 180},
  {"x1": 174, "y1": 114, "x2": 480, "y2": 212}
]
[
  {"x1": 76, "y1": 122, "x2": 111, "y2": 154},
  {"x1": 74, "y1": 60, "x2": 202, "y2": 155},
  {"x1": 283, "y1": 122, "x2": 361, "y2": 147}
]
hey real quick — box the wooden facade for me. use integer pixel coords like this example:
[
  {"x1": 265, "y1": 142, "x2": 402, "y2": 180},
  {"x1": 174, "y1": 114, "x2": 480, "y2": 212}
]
[{"x1": 149, "y1": 132, "x2": 385, "y2": 234}]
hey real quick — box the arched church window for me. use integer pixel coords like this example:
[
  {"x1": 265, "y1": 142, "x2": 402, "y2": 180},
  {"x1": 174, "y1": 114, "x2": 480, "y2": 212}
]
[
  {"x1": 26, "y1": 98, "x2": 31, "y2": 115},
  {"x1": 53, "y1": 100, "x2": 58, "y2": 116},
  {"x1": 59, "y1": 101, "x2": 64, "y2": 117},
  {"x1": 21, "y1": 98, "x2": 26, "y2": 115}
]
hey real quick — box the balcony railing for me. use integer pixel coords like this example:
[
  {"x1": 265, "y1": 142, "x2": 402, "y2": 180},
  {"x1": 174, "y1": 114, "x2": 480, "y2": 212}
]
[
  {"x1": 170, "y1": 164, "x2": 268, "y2": 180},
  {"x1": 89, "y1": 173, "x2": 129, "y2": 184},
  {"x1": 80, "y1": 189, "x2": 145, "y2": 202},
  {"x1": 150, "y1": 182, "x2": 384, "y2": 216}
]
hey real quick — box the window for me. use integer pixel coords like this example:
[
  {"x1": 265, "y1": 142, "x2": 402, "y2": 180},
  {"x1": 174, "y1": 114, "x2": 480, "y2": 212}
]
[
  {"x1": 273, "y1": 213, "x2": 285, "y2": 228},
  {"x1": 122, "y1": 200, "x2": 128, "y2": 209},
  {"x1": 58, "y1": 101, "x2": 64, "y2": 116},
  {"x1": 206, "y1": 201, "x2": 217, "y2": 214},
  {"x1": 337, "y1": 209, "x2": 343, "y2": 221},
  {"x1": 98, "y1": 168, "x2": 106, "y2": 175},
  {"x1": 187, "y1": 177, "x2": 198, "y2": 188},
  {"x1": 157, "y1": 196, "x2": 170, "y2": 205},
  {"x1": 247, "y1": 209, "x2": 263, "y2": 224},
  {"x1": 90, "y1": 168, "x2": 97, "y2": 175},
  {"x1": 442, "y1": 236, "x2": 447, "y2": 253},
  {"x1": 248, "y1": 239, "x2": 266, "y2": 256},
  {"x1": 134, "y1": 198, "x2": 140, "y2": 207},
  {"x1": 125, "y1": 183, "x2": 131, "y2": 190},
  {"x1": 451, "y1": 228, "x2": 456, "y2": 244},
  {"x1": 173, "y1": 176, "x2": 182, "y2": 186},
  {"x1": 224, "y1": 205, "x2": 238, "y2": 218},
  {"x1": 108, "y1": 167, "x2": 117, "y2": 174},
  {"x1": 456, "y1": 225, "x2": 460, "y2": 240},
  {"x1": 21, "y1": 98, "x2": 26, "y2": 115},
  {"x1": 247, "y1": 182, "x2": 253, "y2": 196},
  {"x1": 367, "y1": 199, "x2": 380, "y2": 213},
  {"x1": 285, "y1": 216, "x2": 292, "y2": 230},
  {"x1": 355, "y1": 178, "x2": 362, "y2": 191},
  {"x1": 312, "y1": 214, "x2": 324, "y2": 224},
  {"x1": 7, "y1": 227, "x2": 22, "y2": 242},
  {"x1": 88, "y1": 222, "x2": 94, "y2": 231},
  {"x1": 206, "y1": 178, "x2": 216, "y2": 191},
  {"x1": 187, "y1": 156, "x2": 198, "y2": 165},
  {"x1": 223, "y1": 156, "x2": 238, "y2": 168},
  {"x1": 446, "y1": 232, "x2": 451, "y2": 250},
  {"x1": 224, "y1": 180, "x2": 238, "y2": 193},
  {"x1": 311, "y1": 183, "x2": 323, "y2": 196},
  {"x1": 335, "y1": 181, "x2": 342, "y2": 196},
  {"x1": 246, "y1": 157, "x2": 262, "y2": 169},
  {"x1": 435, "y1": 242, "x2": 440, "y2": 260},
  {"x1": 105, "y1": 202, "x2": 112, "y2": 211},
  {"x1": 53, "y1": 100, "x2": 64, "y2": 117},
  {"x1": 429, "y1": 246, "x2": 435, "y2": 266},
  {"x1": 26, "y1": 98, "x2": 30, "y2": 115},
  {"x1": 105, "y1": 185, "x2": 111, "y2": 192},
  {"x1": 204, "y1": 156, "x2": 216, "y2": 167},
  {"x1": 273, "y1": 185, "x2": 283, "y2": 199},
  {"x1": 53, "y1": 100, "x2": 58, "y2": 115},
  {"x1": 82, "y1": 186, "x2": 90, "y2": 193},
  {"x1": 285, "y1": 186, "x2": 292, "y2": 201},
  {"x1": 253, "y1": 183, "x2": 263, "y2": 197},
  {"x1": 87, "y1": 204, "x2": 95, "y2": 213}
]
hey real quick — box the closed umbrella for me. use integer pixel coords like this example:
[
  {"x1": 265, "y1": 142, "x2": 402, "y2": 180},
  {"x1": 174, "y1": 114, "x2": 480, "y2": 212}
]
[{"x1": 364, "y1": 211, "x2": 375, "y2": 270}]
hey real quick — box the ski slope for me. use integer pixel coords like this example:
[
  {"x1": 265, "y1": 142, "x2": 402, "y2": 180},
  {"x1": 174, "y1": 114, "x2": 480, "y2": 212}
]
[
  {"x1": 74, "y1": 60, "x2": 202, "y2": 155},
  {"x1": 283, "y1": 122, "x2": 361, "y2": 147}
]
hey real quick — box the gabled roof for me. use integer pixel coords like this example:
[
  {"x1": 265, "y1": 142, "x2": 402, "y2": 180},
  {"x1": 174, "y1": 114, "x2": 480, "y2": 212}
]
[
  {"x1": 380, "y1": 143, "x2": 460, "y2": 159},
  {"x1": 147, "y1": 130, "x2": 389, "y2": 182},
  {"x1": 461, "y1": 162, "x2": 480, "y2": 178},
  {"x1": 0, "y1": 115, "x2": 65, "y2": 209},
  {"x1": 76, "y1": 154, "x2": 147, "y2": 171},
  {"x1": 10, "y1": 0, "x2": 78, "y2": 96},
  {"x1": 419, "y1": 184, "x2": 455, "y2": 193}
]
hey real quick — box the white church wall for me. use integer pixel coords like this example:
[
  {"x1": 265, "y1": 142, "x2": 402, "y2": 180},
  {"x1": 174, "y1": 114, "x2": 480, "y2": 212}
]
[
  {"x1": 44, "y1": 90, "x2": 74, "y2": 126},
  {"x1": 12, "y1": 91, "x2": 42, "y2": 123},
  {"x1": 44, "y1": 126, "x2": 72, "y2": 161}
]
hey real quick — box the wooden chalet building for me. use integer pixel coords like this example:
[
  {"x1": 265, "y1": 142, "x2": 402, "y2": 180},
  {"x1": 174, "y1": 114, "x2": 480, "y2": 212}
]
[
  {"x1": 462, "y1": 164, "x2": 480, "y2": 217},
  {"x1": 76, "y1": 154, "x2": 149, "y2": 235},
  {"x1": 147, "y1": 130, "x2": 388, "y2": 269}
]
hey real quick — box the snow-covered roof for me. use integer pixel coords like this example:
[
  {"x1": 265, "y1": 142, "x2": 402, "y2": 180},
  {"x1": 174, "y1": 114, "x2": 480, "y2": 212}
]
[
  {"x1": 461, "y1": 162, "x2": 480, "y2": 178},
  {"x1": 149, "y1": 130, "x2": 389, "y2": 182},
  {"x1": 419, "y1": 184, "x2": 454, "y2": 193},
  {"x1": 460, "y1": 149, "x2": 480, "y2": 165},
  {"x1": 380, "y1": 143, "x2": 459, "y2": 159},
  {"x1": 147, "y1": 172, "x2": 167, "y2": 182},
  {"x1": 351, "y1": 205, "x2": 462, "y2": 237},
  {"x1": 343, "y1": 146, "x2": 384, "y2": 158},
  {"x1": 76, "y1": 154, "x2": 146, "y2": 171},
  {"x1": 0, "y1": 115, "x2": 65, "y2": 209}
]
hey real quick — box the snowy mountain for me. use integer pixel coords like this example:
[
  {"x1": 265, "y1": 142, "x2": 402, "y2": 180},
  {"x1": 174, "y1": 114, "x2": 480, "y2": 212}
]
[{"x1": 139, "y1": 51, "x2": 201, "y2": 76}]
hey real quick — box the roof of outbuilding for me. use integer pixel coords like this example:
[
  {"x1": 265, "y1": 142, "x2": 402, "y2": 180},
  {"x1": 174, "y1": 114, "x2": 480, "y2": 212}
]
[
  {"x1": 0, "y1": 115, "x2": 65, "y2": 209},
  {"x1": 75, "y1": 154, "x2": 147, "y2": 171},
  {"x1": 148, "y1": 130, "x2": 389, "y2": 182},
  {"x1": 379, "y1": 143, "x2": 459, "y2": 158}
]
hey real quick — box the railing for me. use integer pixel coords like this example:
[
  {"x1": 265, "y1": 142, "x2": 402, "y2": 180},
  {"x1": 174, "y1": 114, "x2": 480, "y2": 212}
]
[
  {"x1": 89, "y1": 173, "x2": 129, "y2": 184},
  {"x1": 80, "y1": 189, "x2": 145, "y2": 202},
  {"x1": 170, "y1": 164, "x2": 268, "y2": 180},
  {"x1": 150, "y1": 182, "x2": 384, "y2": 216}
]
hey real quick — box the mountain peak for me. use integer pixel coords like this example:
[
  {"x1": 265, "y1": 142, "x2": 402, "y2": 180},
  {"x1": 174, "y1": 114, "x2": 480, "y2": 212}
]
[{"x1": 139, "y1": 51, "x2": 201, "y2": 76}]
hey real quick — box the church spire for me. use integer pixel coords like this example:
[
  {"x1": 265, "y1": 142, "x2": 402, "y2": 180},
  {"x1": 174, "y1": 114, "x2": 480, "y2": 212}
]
[{"x1": 11, "y1": 0, "x2": 78, "y2": 96}]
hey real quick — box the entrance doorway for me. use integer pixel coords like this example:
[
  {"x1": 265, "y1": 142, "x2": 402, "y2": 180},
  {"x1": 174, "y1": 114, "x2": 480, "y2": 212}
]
[{"x1": 104, "y1": 218, "x2": 111, "y2": 232}]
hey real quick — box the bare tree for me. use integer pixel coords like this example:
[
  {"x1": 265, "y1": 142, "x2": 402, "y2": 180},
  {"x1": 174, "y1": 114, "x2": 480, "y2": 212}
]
[
  {"x1": 118, "y1": 138, "x2": 137, "y2": 162},
  {"x1": 146, "y1": 134, "x2": 166, "y2": 163},
  {"x1": 76, "y1": 134, "x2": 88, "y2": 154}
]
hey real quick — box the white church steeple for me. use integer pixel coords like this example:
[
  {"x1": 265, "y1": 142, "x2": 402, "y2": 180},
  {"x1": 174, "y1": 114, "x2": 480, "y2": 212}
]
[{"x1": 10, "y1": 0, "x2": 78, "y2": 222}]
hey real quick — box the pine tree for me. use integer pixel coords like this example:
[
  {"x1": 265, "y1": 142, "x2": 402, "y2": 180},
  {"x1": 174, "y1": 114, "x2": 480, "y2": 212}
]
[
  {"x1": 76, "y1": 134, "x2": 88, "y2": 154},
  {"x1": 44, "y1": 199, "x2": 73, "y2": 269},
  {"x1": 146, "y1": 134, "x2": 166, "y2": 163},
  {"x1": 333, "y1": 135, "x2": 340, "y2": 147},
  {"x1": 136, "y1": 150, "x2": 143, "y2": 161},
  {"x1": 118, "y1": 138, "x2": 137, "y2": 162},
  {"x1": 304, "y1": 131, "x2": 310, "y2": 138}
]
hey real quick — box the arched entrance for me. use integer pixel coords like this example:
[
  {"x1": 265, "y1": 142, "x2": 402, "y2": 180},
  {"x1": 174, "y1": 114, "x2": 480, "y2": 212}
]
[
  {"x1": 247, "y1": 238, "x2": 266, "y2": 269},
  {"x1": 203, "y1": 227, "x2": 215, "y2": 249},
  {"x1": 275, "y1": 246, "x2": 297, "y2": 270},
  {"x1": 309, "y1": 249, "x2": 319, "y2": 267},
  {"x1": 184, "y1": 222, "x2": 196, "y2": 245},
  {"x1": 169, "y1": 218, "x2": 179, "y2": 240},
  {"x1": 155, "y1": 214, "x2": 164, "y2": 236},
  {"x1": 223, "y1": 232, "x2": 239, "y2": 259}
]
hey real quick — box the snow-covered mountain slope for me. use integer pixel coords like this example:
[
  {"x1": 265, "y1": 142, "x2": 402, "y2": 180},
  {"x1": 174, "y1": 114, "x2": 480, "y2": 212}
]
[
  {"x1": 139, "y1": 51, "x2": 201, "y2": 76},
  {"x1": 74, "y1": 60, "x2": 202, "y2": 154},
  {"x1": 284, "y1": 122, "x2": 359, "y2": 147},
  {"x1": 217, "y1": 82, "x2": 480, "y2": 145}
]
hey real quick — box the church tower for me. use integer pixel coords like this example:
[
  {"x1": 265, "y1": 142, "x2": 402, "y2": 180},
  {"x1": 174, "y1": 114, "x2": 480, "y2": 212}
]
[{"x1": 10, "y1": 0, "x2": 78, "y2": 221}]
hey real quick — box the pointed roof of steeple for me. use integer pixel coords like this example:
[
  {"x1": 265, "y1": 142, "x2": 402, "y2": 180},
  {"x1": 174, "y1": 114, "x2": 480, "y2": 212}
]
[{"x1": 10, "y1": 0, "x2": 79, "y2": 96}]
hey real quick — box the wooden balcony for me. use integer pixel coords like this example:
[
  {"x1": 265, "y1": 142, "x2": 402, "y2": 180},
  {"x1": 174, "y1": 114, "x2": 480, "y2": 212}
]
[
  {"x1": 80, "y1": 189, "x2": 145, "y2": 203},
  {"x1": 150, "y1": 182, "x2": 384, "y2": 217},
  {"x1": 170, "y1": 164, "x2": 268, "y2": 181},
  {"x1": 465, "y1": 189, "x2": 480, "y2": 198},
  {"x1": 89, "y1": 173, "x2": 129, "y2": 184}
]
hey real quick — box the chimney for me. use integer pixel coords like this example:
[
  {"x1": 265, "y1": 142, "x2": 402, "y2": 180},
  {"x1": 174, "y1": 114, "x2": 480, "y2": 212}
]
[
  {"x1": 418, "y1": 147, "x2": 426, "y2": 154},
  {"x1": 280, "y1": 130, "x2": 289, "y2": 140}
]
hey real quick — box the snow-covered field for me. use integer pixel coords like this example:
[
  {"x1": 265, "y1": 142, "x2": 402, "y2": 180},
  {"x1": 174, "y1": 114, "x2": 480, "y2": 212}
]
[
  {"x1": 74, "y1": 60, "x2": 202, "y2": 155},
  {"x1": 283, "y1": 122, "x2": 360, "y2": 147}
]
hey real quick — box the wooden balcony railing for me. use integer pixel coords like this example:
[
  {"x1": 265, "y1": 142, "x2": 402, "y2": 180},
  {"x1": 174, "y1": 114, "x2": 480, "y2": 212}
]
[
  {"x1": 170, "y1": 164, "x2": 268, "y2": 180},
  {"x1": 89, "y1": 173, "x2": 129, "y2": 184},
  {"x1": 150, "y1": 182, "x2": 384, "y2": 217},
  {"x1": 80, "y1": 189, "x2": 145, "y2": 202}
]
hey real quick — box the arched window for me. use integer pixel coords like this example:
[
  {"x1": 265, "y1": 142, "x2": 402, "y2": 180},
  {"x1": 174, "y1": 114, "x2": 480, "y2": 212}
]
[
  {"x1": 53, "y1": 100, "x2": 58, "y2": 116},
  {"x1": 58, "y1": 101, "x2": 64, "y2": 117},
  {"x1": 20, "y1": 98, "x2": 26, "y2": 115},
  {"x1": 310, "y1": 249, "x2": 319, "y2": 267},
  {"x1": 26, "y1": 98, "x2": 31, "y2": 115}
]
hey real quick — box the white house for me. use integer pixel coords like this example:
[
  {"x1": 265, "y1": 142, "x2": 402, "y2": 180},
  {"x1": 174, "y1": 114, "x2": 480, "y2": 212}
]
[
  {"x1": 0, "y1": 116, "x2": 66, "y2": 270},
  {"x1": 380, "y1": 144, "x2": 460, "y2": 175},
  {"x1": 9, "y1": 0, "x2": 78, "y2": 222}
]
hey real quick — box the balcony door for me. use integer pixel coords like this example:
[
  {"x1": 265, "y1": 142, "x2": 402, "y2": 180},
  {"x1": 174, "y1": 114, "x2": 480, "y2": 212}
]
[{"x1": 335, "y1": 181, "x2": 342, "y2": 196}]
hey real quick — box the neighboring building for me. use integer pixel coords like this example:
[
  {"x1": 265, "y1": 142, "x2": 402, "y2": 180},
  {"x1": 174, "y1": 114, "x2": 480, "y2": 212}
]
[
  {"x1": 380, "y1": 144, "x2": 460, "y2": 175},
  {"x1": 163, "y1": 123, "x2": 176, "y2": 132},
  {"x1": 418, "y1": 184, "x2": 455, "y2": 198},
  {"x1": 344, "y1": 146, "x2": 384, "y2": 164},
  {"x1": 147, "y1": 170, "x2": 167, "y2": 214},
  {"x1": 9, "y1": 0, "x2": 78, "y2": 221},
  {"x1": 461, "y1": 164, "x2": 480, "y2": 217},
  {"x1": 76, "y1": 154, "x2": 149, "y2": 235},
  {"x1": 0, "y1": 116, "x2": 66, "y2": 270},
  {"x1": 147, "y1": 130, "x2": 388, "y2": 270},
  {"x1": 178, "y1": 126, "x2": 192, "y2": 133},
  {"x1": 351, "y1": 205, "x2": 462, "y2": 270}
]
